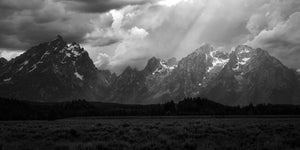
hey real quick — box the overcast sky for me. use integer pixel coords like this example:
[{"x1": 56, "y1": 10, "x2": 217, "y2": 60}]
[{"x1": 0, "y1": 0, "x2": 299, "y2": 73}]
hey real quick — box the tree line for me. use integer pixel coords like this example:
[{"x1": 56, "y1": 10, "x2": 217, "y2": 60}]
[{"x1": 1, "y1": 97, "x2": 300, "y2": 120}]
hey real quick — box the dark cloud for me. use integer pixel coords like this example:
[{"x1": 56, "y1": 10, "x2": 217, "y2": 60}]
[
  {"x1": 0, "y1": 0, "x2": 96, "y2": 50},
  {"x1": 57, "y1": 0, "x2": 156, "y2": 13},
  {"x1": 0, "y1": 0, "x2": 45, "y2": 11},
  {"x1": 0, "y1": 0, "x2": 157, "y2": 51}
]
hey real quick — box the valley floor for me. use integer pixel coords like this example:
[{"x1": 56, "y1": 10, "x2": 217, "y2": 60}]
[{"x1": 0, "y1": 117, "x2": 300, "y2": 150}]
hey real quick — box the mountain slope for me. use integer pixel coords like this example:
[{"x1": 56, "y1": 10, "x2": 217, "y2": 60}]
[{"x1": 0, "y1": 35, "x2": 111, "y2": 101}]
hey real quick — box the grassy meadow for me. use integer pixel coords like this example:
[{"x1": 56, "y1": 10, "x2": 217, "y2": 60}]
[{"x1": 0, "y1": 117, "x2": 300, "y2": 150}]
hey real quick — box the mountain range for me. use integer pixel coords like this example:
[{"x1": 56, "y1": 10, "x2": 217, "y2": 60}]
[{"x1": 0, "y1": 35, "x2": 299, "y2": 105}]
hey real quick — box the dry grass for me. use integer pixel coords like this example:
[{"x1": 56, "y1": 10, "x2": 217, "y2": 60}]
[{"x1": 0, "y1": 117, "x2": 300, "y2": 150}]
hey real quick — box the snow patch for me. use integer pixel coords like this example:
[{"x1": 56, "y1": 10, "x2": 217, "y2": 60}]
[
  {"x1": 169, "y1": 65, "x2": 177, "y2": 70},
  {"x1": 68, "y1": 44, "x2": 80, "y2": 51},
  {"x1": 3, "y1": 78, "x2": 11, "y2": 82},
  {"x1": 66, "y1": 53, "x2": 71, "y2": 57},
  {"x1": 240, "y1": 58, "x2": 250, "y2": 65},
  {"x1": 207, "y1": 51, "x2": 229, "y2": 73},
  {"x1": 233, "y1": 57, "x2": 251, "y2": 71},
  {"x1": 29, "y1": 65, "x2": 37, "y2": 72},
  {"x1": 66, "y1": 43, "x2": 82, "y2": 58},
  {"x1": 74, "y1": 72, "x2": 84, "y2": 80},
  {"x1": 23, "y1": 60, "x2": 29, "y2": 65},
  {"x1": 18, "y1": 66, "x2": 24, "y2": 71},
  {"x1": 72, "y1": 51, "x2": 80, "y2": 57},
  {"x1": 232, "y1": 64, "x2": 239, "y2": 71},
  {"x1": 160, "y1": 61, "x2": 168, "y2": 68},
  {"x1": 239, "y1": 48, "x2": 251, "y2": 54},
  {"x1": 152, "y1": 60, "x2": 177, "y2": 75},
  {"x1": 41, "y1": 51, "x2": 50, "y2": 59}
]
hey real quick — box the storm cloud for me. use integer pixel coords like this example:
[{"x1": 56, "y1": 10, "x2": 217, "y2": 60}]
[
  {"x1": 57, "y1": 0, "x2": 157, "y2": 13},
  {"x1": 0, "y1": 0, "x2": 300, "y2": 73},
  {"x1": 0, "y1": 0, "x2": 95, "y2": 51}
]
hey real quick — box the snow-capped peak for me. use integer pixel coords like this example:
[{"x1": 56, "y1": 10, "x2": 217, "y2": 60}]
[
  {"x1": 67, "y1": 43, "x2": 81, "y2": 51},
  {"x1": 195, "y1": 43, "x2": 215, "y2": 54},
  {"x1": 58, "y1": 42, "x2": 85, "y2": 58},
  {"x1": 236, "y1": 45, "x2": 253, "y2": 54}
]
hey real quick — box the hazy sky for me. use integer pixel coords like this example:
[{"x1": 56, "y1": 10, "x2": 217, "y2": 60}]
[{"x1": 0, "y1": 0, "x2": 300, "y2": 73}]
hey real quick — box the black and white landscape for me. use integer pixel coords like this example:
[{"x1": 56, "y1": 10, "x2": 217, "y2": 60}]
[{"x1": 0, "y1": 0, "x2": 300, "y2": 150}]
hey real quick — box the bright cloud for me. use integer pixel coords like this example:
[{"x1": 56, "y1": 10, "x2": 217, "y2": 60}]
[
  {"x1": 0, "y1": 50, "x2": 24, "y2": 60},
  {"x1": 84, "y1": 0, "x2": 300, "y2": 73},
  {"x1": 129, "y1": 27, "x2": 149, "y2": 39},
  {"x1": 158, "y1": 0, "x2": 193, "y2": 7}
]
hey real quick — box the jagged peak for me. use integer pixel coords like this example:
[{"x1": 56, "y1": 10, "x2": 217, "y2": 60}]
[
  {"x1": 45, "y1": 36, "x2": 85, "y2": 58},
  {"x1": 236, "y1": 45, "x2": 252, "y2": 49},
  {"x1": 234, "y1": 45, "x2": 271, "y2": 58},
  {"x1": 235, "y1": 45, "x2": 254, "y2": 54},
  {"x1": 144, "y1": 57, "x2": 161, "y2": 71},
  {"x1": 56, "y1": 34, "x2": 63, "y2": 40},
  {"x1": 123, "y1": 66, "x2": 138, "y2": 73},
  {"x1": 53, "y1": 34, "x2": 65, "y2": 42},
  {"x1": 68, "y1": 42, "x2": 80, "y2": 47},
  {"x1": 148, "y1": 56, "x2": 160, "y2": 62},
  {"x1": 0, "y1": 57, "x2": 7, "y2": 62},
  {"x1": 66, "y1": 42, "x2": 83, "y2": 52},
  {"x1": 194, "y1": 43, "x2": 215, "y2": 54},
  {"x1": 49, "y1": 35, "x2": 67, "y2": 47},
  {"x1": 144, "y1": 57, "x2": 166, "y2": 75},
  {"x1": 0, "y1": 57, "x2": 7, "y2": 66},
  {"x1": 200, "y1": 43, "x2": 213, "y2": 48}
]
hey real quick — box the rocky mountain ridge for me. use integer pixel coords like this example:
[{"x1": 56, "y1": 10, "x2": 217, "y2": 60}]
[{"x1": 0, "y1": 36, "x2": 299, "y2": 105}]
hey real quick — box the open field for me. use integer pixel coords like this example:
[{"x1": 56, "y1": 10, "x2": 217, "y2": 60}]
[{"x1": 0, "y1": 117, "x2": 300, "y2": 150}]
